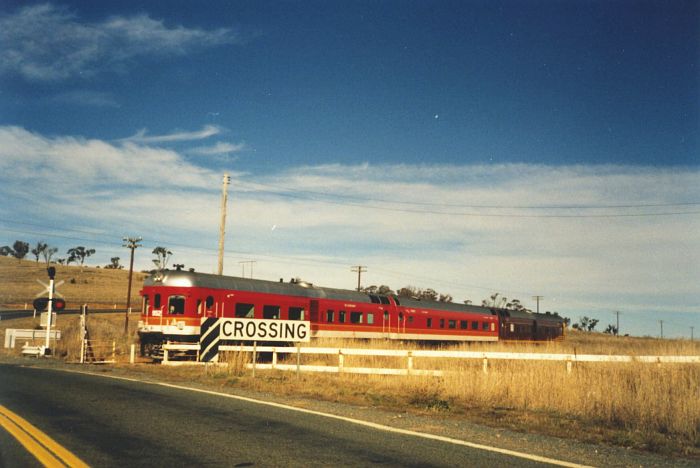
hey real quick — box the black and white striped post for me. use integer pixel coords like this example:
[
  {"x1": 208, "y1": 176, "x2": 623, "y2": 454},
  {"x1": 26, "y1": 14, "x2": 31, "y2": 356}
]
[{"x1": 199, "y1": 317, "x2": 221, "y2": 362}]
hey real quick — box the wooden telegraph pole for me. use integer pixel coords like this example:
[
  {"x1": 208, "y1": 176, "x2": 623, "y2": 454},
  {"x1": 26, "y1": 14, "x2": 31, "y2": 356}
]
[
  {"x1": 218, "y1": 173, "x2": 231, "y2": 275},
  {"x1": 351, "y1": 265, "x2": 367, "y2": 292},
  {"x1": 123, "y1": 236, "x2": 142, "y2": 334}
]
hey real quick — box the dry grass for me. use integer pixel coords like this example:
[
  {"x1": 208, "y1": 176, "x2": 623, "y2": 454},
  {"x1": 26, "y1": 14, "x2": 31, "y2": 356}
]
[
  {"x1": 0, "y1": 256, "x2": 148, "y2": 309},
  {"x1": 1, "y1": 258, "x2": 698, "y2": 456}
]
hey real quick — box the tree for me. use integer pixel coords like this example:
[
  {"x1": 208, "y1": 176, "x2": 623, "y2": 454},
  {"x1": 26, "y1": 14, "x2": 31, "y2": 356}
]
[
  {"x1": 397, "y1": 286, "x2": 419, "y2": 298},
  {"x1": 152, "y1": 246, "x2": 172, "y2": 271},
  {"x1": 105, "y1": 257, "x2": 123, "y2": 269},
  {"x1": 438, "y1": 293, "x2": 453, "y2": 303},
  {"x1": 361, "y1": 285, "x2": 395, "y2": 295},
  {"x1": 31, "y1": 241, "x2": 47, "y2": 262},
  {"x1": 483, "y1": 293, "x2": 507, "y2": 308},
  {"x1": 0, "y1": 246, "x2": 12, "y2": 256},
  {"x1": 67, "y1": 246, "x2": 95, "y2": 266},
  {"x1": 11, "y1": 241, "x2": 29, "y2": 261},
  {"x1": 41, "y1": 246, "x2": 58, "y2": 265},
  {"x1": 604, "y1": 324, "x2": 619, "y2": 336},
  {"x1": 574, "y1": 316, "x2": 599, "y2": 332}
]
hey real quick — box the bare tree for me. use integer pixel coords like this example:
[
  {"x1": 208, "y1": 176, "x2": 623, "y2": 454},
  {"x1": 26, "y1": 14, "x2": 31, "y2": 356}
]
[
  {"x1": 152, "y1": 246, "x2": 172, "y2": 271},
  {"x1": 31, "y1": 241, "x2": 47, "y2": 262},
  {"x1": 41, "y1": 246, "x2": 58, "y2": 265}
]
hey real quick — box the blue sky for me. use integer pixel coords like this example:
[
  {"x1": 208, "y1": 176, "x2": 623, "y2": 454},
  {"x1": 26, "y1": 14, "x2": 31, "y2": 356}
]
[{"x1": 0, "y1": 1, "x2": 698, "y2": 338}]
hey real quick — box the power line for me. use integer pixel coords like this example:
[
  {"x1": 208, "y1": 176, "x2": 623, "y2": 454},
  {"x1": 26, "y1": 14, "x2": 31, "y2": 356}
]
[
  {"x1": 243, "y1": 181, "x2": 700, "y2": 210},
  {"x1": 235, "y1": 186, "x2": 700, "y2": 219}
]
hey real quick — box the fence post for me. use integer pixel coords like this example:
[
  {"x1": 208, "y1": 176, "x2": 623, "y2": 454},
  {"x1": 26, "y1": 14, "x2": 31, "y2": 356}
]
[
  {"x1": 566, "y1": 359, "x2": 572, "y2": 374},
  {"x1": 407, "y1": 351, "x2": 413, "y2": 375},
  {"x1": 482, "y1": 357, "x2": 488, "y2": 374},
  {"x1": 252, "y1": 341, "x2": 257, "y2": 379},
  {"x1": 80, "y1": 338, "x2": 85, "y2": 364},
  {"x1": 112, "y1": 341, "x2": 116, "y2": 362},
  {"x1": 296, "y1": 343, "x2": 301, "y2": 378},
  {"x1": 338, "y1": 350, "x2": 344, "y2": 373},
  {"x1": 272, "y1": 347, "x2": 277, "y2": 369},
  {"x1": 130, "y1": 344, "x2": 135, "y2": 364}
]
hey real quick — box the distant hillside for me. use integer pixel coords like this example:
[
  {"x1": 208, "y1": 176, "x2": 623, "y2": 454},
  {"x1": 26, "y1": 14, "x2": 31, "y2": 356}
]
[{"x1": 0, "y1": 256, "x2": 148, "y2": 309}]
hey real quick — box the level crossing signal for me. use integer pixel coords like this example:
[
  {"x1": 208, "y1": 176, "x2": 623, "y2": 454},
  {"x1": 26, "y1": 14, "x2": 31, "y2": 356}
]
[{"x1": 33, "y1": 297, "x2": 66, "y2": 312}]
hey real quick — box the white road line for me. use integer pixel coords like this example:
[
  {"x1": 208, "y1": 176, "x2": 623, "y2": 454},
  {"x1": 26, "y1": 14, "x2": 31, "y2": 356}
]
[{"x1": 43, "y1": 367, "x2": 594, "y2": 468}]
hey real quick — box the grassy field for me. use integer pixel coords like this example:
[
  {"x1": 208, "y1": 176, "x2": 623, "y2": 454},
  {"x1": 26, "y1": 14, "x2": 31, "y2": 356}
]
[
  {"x1": 0, "y1": 256, "x2": 147, "y2": 309},
  {"x1": 1, "y1": 257, "x2": 699, "y2": 457}
]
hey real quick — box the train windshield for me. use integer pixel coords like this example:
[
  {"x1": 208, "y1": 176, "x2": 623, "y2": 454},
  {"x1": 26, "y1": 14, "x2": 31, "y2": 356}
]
[{"x1": 168, "y1": 295, "x2": 185, "y2": 315}]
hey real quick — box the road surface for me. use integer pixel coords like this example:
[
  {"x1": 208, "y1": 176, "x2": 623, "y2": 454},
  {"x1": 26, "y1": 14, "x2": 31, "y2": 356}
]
[{"x1": 0, "y1": 363, "x2": 576, "y2": 467}]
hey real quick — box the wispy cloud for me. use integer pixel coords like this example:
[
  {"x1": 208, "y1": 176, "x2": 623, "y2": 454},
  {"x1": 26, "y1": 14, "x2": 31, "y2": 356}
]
[
  {"x1": 189, "y1": 141, "x2": 247, "y2": 156},
  {"x1": 119, "y1": 125, "x2": 222, "y2": 144},
  {"x1": 0, "y1": 4, "x2": 238, "y2": 81}
]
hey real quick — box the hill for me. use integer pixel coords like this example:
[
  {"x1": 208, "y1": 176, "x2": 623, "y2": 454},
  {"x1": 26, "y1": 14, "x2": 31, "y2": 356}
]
[{"x1": 0, "y1": 256, "x2": 148, "y2": 309}]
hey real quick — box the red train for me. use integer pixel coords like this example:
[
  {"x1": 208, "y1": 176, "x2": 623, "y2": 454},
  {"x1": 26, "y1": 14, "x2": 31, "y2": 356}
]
[{"x1": 137, "y1": 269, "x2": 565, "y2": 355}]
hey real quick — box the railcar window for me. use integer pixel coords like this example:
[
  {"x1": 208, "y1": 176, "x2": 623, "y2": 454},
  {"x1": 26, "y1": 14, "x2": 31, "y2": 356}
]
[
  {"x1": 491, "y1": 323, "x2": 496, "y2": 332},
  {"x1": 206, "y1": 296, "x2": 214, "y2": 308},
  {"x1": 399, "y1": 313, "x2": 404, "y2": 322},
  {"x1": 471, "y1": 321, "x2": 479, "y2": 330},
  {"x1": 197, "y1": 299, "x2": 202, "y2": 315},
  {"x1": 154, "y1": 294, "x2": 161, "y2": 309},
  {"x1": 379, "y1": 296, "x2": 390, "y2": 305},
  {"x1": 482, "y1": 322, "x2": 489, "y2": 331},
  {"x1": 168, "y1": 295, "x2": 185, "y2": 315},
  {"x1": 289, "y1": 307, "x2": 305, "y2": 320},
  {"x1": 510, "y1": 323, "x2": 515, "y2": 333},
  {"x1": 392, "y1": 296, "x2": 401, "y2": 305},
  {"x1": 449, "y1": 320, "x2": 456, "y2": 329},
  {"x1": 326, "y1": 310, "x2": 334, "y2": 322},
  {"x1": 235, "y1": 303, "x2": 255, "y2": 318},
  {"x1": 439, "y1": 318, "x2": 445, "y2": 328},
  {"x1": 142, "y1": 295, "x2": 149, "y2": 314},
  {"x1": 408, "y1": 316, "x2": 414, "y2": 324},
  {"x1": 460, "y1": 320, "x2": 467, "y2": 329},
  {"x1": 350, "y1": 311, "x2": 363, "y2": 324},
  {"x1": 263, "y1": 305, "x2": 280, "y2": 319},
  {"x1": 339, "y1": 310, "x2": 346, "y2": 323},
  {"x1": 427, "y1": 318, "x2": 432, "y2": 328},
  {"x1": 369, "y1": 295, "x2": 380, "y2": 304},
  {"x1": 367, "y1": 313, "x2": 374, "y2": 324}
]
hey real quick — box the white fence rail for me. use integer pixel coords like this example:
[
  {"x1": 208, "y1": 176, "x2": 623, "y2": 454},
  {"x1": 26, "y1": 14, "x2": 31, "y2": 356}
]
[
  {"x1": 4, "y1": 329, "x2": 61, "y2": 349},
  {"x1": 161, "y1": 344, "x2": 700, "y2": 375}
]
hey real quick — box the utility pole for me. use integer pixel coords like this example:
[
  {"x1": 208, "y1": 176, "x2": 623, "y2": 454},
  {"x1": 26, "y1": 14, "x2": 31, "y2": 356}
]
[
  {"x1": 351, "y1": 265, "x2": 367, "y2": 292},
  {"x1": 239, "y1": 260, "x2": 256, "y2": 279},
  {"x1": 659, "y1": 320, "x2": 664, "y2": 339},
  {"x1": 123, "y1": 236, "x2": 142, "y2": 334},
  {"x1": 532, "y1": 295, "x2": 544, "y2": 314},
  {"x1": 614, "y1": 310, "x2": 621, "y2": 336},
  {"x1": 217, "y1": 173, "x2": 231, "y2": 275},
  {"x1": 691, "y1": 326, "x2": 694, "y2": 341}
]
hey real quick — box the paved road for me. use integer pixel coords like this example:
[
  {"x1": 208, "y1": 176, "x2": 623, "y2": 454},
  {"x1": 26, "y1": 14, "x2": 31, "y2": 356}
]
[{"x1": 0, "y1": 363, "x2": 568, "y2": 467}]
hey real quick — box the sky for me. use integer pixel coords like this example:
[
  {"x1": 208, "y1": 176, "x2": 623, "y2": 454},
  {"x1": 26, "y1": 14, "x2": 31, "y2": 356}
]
[{"x1": 0, "y1": 1, "x2": 698, "y2": 338}]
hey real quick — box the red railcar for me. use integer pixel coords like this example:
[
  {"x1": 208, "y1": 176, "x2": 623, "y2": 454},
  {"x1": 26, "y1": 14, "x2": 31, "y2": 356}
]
[{"x1": 137, "y1": 269, "x2": 499, "y2": 355}]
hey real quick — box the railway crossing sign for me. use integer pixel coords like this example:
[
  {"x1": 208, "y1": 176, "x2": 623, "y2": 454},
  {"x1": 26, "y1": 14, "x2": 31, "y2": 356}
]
[{"x1": 199, "y1": 318, "x2": 311, "y2": 362}]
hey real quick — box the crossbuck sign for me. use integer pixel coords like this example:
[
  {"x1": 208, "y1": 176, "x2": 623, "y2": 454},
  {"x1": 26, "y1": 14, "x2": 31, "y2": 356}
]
[{"x1": 200, "y1": 318, "x2": 310, "y2": 362}]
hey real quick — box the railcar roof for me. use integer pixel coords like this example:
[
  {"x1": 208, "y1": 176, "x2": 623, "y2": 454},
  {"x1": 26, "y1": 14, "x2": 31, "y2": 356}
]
[
  {"x1": 143, "y1": 270, "x2": 374, "y2": 303},
  {"x1": 398, "y1": 296, "x2": 495, "y2": 316}
]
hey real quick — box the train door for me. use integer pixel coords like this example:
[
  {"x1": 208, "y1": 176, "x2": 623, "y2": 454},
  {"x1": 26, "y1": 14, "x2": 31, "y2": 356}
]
[{"x1": 383, "y1": 310, "x2": 390, "y2": 338}]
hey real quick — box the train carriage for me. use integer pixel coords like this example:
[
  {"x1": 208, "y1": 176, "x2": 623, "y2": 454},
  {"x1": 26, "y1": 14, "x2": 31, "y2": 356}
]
[{"x1": 137, "y1": 269, "x2": 503, "y2": 354}]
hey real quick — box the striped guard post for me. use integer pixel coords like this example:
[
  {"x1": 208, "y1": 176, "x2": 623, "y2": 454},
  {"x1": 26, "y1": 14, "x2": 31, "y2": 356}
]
[{"x1": 200, "y1": 317, "x2": 221, "y2": 362}]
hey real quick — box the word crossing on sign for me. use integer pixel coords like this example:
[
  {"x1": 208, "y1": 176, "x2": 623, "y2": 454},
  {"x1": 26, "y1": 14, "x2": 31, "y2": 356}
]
[{"x1": 220, "y1": 318, "x2": 310, "y2": 342}]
